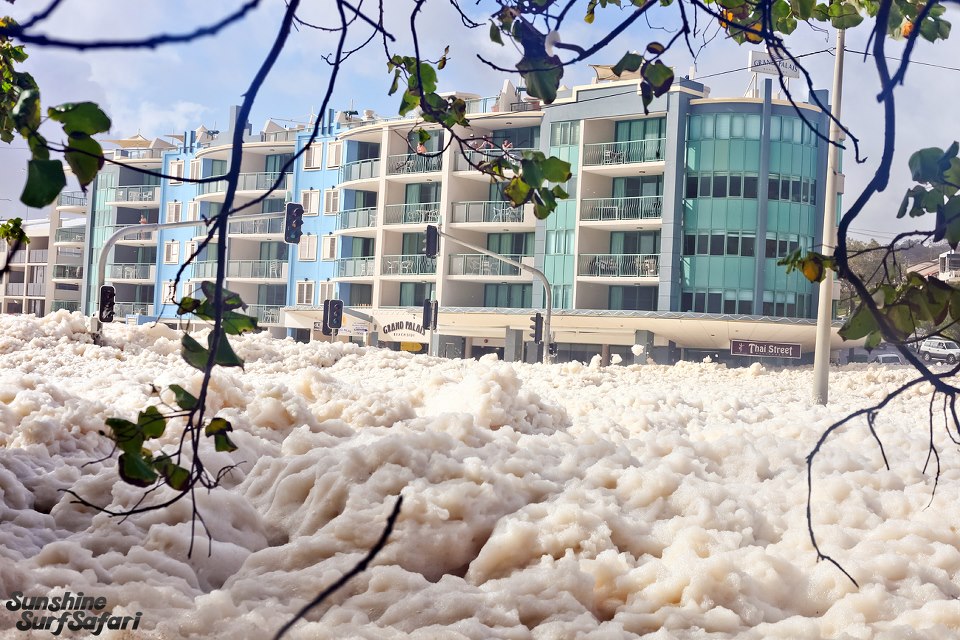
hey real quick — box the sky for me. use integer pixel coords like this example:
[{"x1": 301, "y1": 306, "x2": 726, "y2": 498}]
[
  {"x1": 1, "y1": 0, "x2": 959, "y2": 244},
  {"x1": 2, "y1": 311, "x2": 959, "y2": 637}
]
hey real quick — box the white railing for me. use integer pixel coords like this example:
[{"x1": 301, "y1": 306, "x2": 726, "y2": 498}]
[
  {"x1": 115, "y1": 302, "x2": 154, "y2": 316},
  {"x1": 226, "y1": 259, "x2": 287, "y2": 279},
  {"x1": 464, "y1": 96, "x2": 498, "y2": 114},
  {"x1": 57, "y1": 191, "x2": 87, "y2": 207},
  {"x1": 450, "y1": 201, "x2": 524, "y2": 224},
  {"x1": 109, "y1": 185, "x2": 160, "y2": 202},
  {"x1": 26, "y1": 283, "x2": 45, "y2": 296},
  {"x1": 383, "y1": 202, "x2": 441, "y2": 225},
  {"x1": 5, "y1": 282, "x2": 24, "y2": 295},
  {"x1": 197, "y1": 172, "x2": 290, "y2": 195},
  {"x1": 337, "y1": 207, "x2": 377, "y2": 230},
  {"x1": 55, "y1": 227, "x2": 86, "y2": 243},
  {"x1": 577, "y1": 253, "x2": 660, "y2": 277},
  {"x1": 28, "y1": 249, "x2": 48, "y2": 263},
  {"x1": 111, "y1": 148, "x2": 164, "y2": 161},
  {"x1": 335, "y1": 257, "x2": 376, "y2": 277},
  {"x1": 228, "y1": 216, "x2": 285, "y2": 235},
  {"x1": 52, "y1": 299, "x2": 80, "y2": 312},
  {"x1": 582, "y1": 138, "x2": 666, "y2": 165},
  {"x1": 53, "y1": 264, "x2": 83, "y2": 279},
  {"x1": 340, "y1": 158, "x2": 381, "y2": 182},
  {"x1": 580, "y1": 196, "x2": 663, "y2": 221},
  {"x1": 448, "y1": 254, "x2": 526, "y2": 276},
  {"x1": 107, "y1": 263, "x2": 156, "y2": 280},
  {"x1": 455, "y1": 148, "x2": 534, "y2": 172},
  {"x1": 247, "y1": 304, "x2": 283, "y2": 324},
  {"x1": 386, "y1": 153, "x2": 442, "y2": 175},
  {"x1": 381, "y1": 254, "x2": 437, "y2": 276}
]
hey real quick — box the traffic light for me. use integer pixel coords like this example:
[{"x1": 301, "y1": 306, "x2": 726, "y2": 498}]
[
  {"x1": 284, "y1": 202, "x2": 304, "y2": 244},
  {"x1": 321, "y1": 299, "x2": 332, "y2": 336},
  {"x1": 423, "y1": 225, "x2": 439, "y2": 258},
  {"x1": 98, "y1": 285, "x2": 116, "y2": 323},
  {"x1": 422, "y1": 299, "x2": 438, "y2": 331},
  {"x1": 529, "y1": 312, "x2": 543, "y2": 344},
  {"x1": 548, "y1": 342, "x2": 558, "y2": 357},
  {"x1": 328, "y1": 299, "x2": 344, "y2": 329}
]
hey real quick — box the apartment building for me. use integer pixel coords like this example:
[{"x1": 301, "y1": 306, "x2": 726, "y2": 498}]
[
  {"x1": 0, "y1": 219, "x2": 50, "y2": 316},
  {"x1": 8, "y1": 66, "x2": 846, "y2": 364}
]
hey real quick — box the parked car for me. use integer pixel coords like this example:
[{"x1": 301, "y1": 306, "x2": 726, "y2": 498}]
[
  {"x1": 918, "y1": 338, "x2": 960, "y2": 364},
  {"x1": 873, "y1": 353, "x2": 904, "y2": 365}
]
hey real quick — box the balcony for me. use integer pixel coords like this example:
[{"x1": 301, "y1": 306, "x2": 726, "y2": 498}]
[
  {"x1": 28, "y1": 249, "x2": 48, "y2": 263},
  {"x1": 110, "y1": 148, "x2": 165, "y2": 161},
  {"x1": 5, "y1": 283, "x2": 24, "y2": 295},
  {"x1": 115, "y1": 302, "x2": 154, "y2": 317},
  {"x1": 55, "y1": 227, "x2": 86, "y2": 243},
  {"x1": 53, "y1": 264, "x2": 83, "y2": 280},
  {"x1": 383, "y1": 202, "x2": 441, "y2": 226},
  {"x1": 464, "y1": 96, "x2": 498, "y2": 114},
  {"x1": 228, "y1": 215, "x2": 284, "y2": 236},
  {"x1": 260, "y1": 129, "x2": 300, "y2": 143},
  {"x1": 247, "y1": 304, "x2": 283, "y2": 325},
  {"x1": 52, "y1": 299, "x2": 80, "y2": 312},
  {"x1": 448, "y1": 254, "x2": 528, "y2": 277},
  {"x1": 226, "y1": 259, "x2": 287, "y2": 280},
  {"x1": 107, "y1": 263, "x2": 156, "y2": 281},
  {"x1": 386, "y1": 153, "x2": 442, "y2": 176},
  {"x1": 191, "y1": 260, "x2": 218, "y2": 279},
  {"x1": 577, "y1": 253, "x2": 660, "y2": 278},
  {"x1": 450, "y1": 201, "x2": 524, "y2": 224},
  {"x1": 105, "y1": 185, "x2": 160, "y2": 207},
  {"x1": 95, "y1": 224, "x2": 156, "y2": 245},
  {"x1": 26, "y1": 283, "x2": 45, "y2": 296},
  {"x1": 340, "y1": 158, "x2": 381, "y2": 182},
  {"x1": 335, "y1": 257, "x2": 376, "y2": 278},
  {"x1": 580, "y1": 196, "x2": 663, "y2": 223},
  {"x1": 337, "y1": 207, "x2": 377, "y2": 230},
  {"x1": 455, "y1": 148, "x2": 534, "y2": 172},
  {"x1": 381, "y1": 254, "x2": 437, "y2": 276},
  {"x1": 57, "y1": 191, "x2": 88, "y2": 211},
  {"x1": 583, "y1": 138, "x2": 665, "y2": 167},
  {"x1": 196, "y1": 172, "x2": 290, "y2": 199}
]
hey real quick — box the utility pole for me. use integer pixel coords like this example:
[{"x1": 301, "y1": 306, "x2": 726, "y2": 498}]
[{"x1": 813, "y1": 29, "x2": 845, "y2": 405}]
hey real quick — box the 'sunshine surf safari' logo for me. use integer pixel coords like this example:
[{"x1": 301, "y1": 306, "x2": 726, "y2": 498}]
[{"x1": 5, "y1": 591, "x2": 143, "y2": 636}]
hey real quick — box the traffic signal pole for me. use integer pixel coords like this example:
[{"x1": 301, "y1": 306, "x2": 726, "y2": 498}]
[{"x1": 431, "y1": 225, "x2": 553, "y2": 364}]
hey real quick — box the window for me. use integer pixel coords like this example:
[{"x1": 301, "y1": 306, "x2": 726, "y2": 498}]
[
  {"x1": 726, "y1": 235, "x2": 740, "y2": 255},
  {"x1": 169, "y1": 160, "x2": 184, "y2": 184},
  {"x1": 712, "y1": 175, "x2": 727, "y2": 198},
  {"x1": 296, "y1": 281, "x2": 315, "y2": 305},
  {"x1": 326, "y1": 141, "x2": 343, "y2": 168},
  {"x1": 162, "y1": 281, "x2": 177, "y2": 304},
  {"x1": 684, "y1": 234, "x2": 696, "y2": 255},
  {"x1": 302, "y1": 189, "x2": 320, "y2": 216},
  {"x1": 189, "y1": 159, "x2": 202, "y2": 181},
  {"x1": 321, "y1": 235, "x2": 336, "y2": 261},
  {"x1": 729, "y1": 175, "x2": 742, "y2": 197},
  {"x1": 686, "y1": 176, "x2": 698, "y2": 199},
  {"x1": 163, "y1": 241, "x2": 180, "y2": 264},
  {"x1": 299, "y1": 234, "x2": 318, "y2": 261},
  {"x1": 743, "y1": 175, "x2": 758, "y2": 199},
  {"x1": 304, "y1": 142, "x2": 322, "y2": 169},
  {"x1": 166, "y1": 201, "x2": 182, "y2": 223},
  {"x1": 710, "y1": 234, "x2": 724, "y2": 256},
  {"x1": 318, "y1": 281, "x2": 335, "y2": 305},
  {"x1": 323, "y1": 189, "x2": 339, "y2": 215},
  {"x1": 741, "y1": 235, "x2": 756, "y2": 256},
  {"x1": 185, "y1": 241, "x2": 198, "y2": 261},
  {"x1": 550, "y1": 121, "x2": 580, "y2": 146},
  {"x1": 187, "y1": 201, "x2": 200, "y2": 221}
]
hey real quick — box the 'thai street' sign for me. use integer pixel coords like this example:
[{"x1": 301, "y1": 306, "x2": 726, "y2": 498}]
[{"x1": 730, "y1": 339, "x2": 801, "y2": 359}]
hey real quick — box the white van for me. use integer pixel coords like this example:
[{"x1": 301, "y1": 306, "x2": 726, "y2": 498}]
[{"x1": 918, "y1": 339, "x2": 960, "y2": 364}]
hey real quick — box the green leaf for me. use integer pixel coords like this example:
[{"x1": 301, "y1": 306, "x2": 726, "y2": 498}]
[
  {"x1": 908, "y1": 146, "x2": 944, "y2": 183},
  {"x1": 207, "y1": 332, "x2": 244, "y2": 368},
  {"x1": 942, "y1": 196, "x2": 960, "y2": 248},
  {"x1": 388, "y1": 71, "x2": 400, "y2": 96},
  {"x1": 517, "y1": 56, "x2": 564, "y2": 105},
  {"x1": 838, "y1": 304, "x2": 879, "y2": 341},
  {"x1": 177, "y1": 296, "x2": 201, "y2": 316},
  {"x1": 864, "y1": 330, "x2": 882, "y2": 351},
  {"x1": 539, "y1": 156, "x2": 572, "y2": 183},
  {"x1": 533, "y1": 187, "x2": 557, "y2": 219},
  {"x1": 154, "y1": 455, "x2": 191, "y2": 491},
  {"x1": 797, "y1": 0, "x2": 816, "y2": 20},
  {"x1": 205, "y1": 417, "x2": 238, "y2": 453},
  {"x1": 12, "y1": 88, "x2": 41, "y2": 134},
  {"x1": 63, "y1": 134, "x2": 104, "y2": 188},
  {"x1": 504, "y1": 176, "x2": 531, "y2": 206},
  {"x1": 222, "y1": 310, "x2": 258, "y2": 335},
  {"x1": 200, "y1": 281, "x2": 245, "y2": 310},
  {"x1": 612, "y1": 52, "x2": 644, "y2": 77},
  {"x1": 642, "y1": 61, "x2": 674, "y2": 96},
  {"x1": 47, "y1": 102, "x2": 111, "y2": 135},
  {"x1": 489, "y1": 21, "x2": 504, "y2": 45},
  {"x1": 20, "y1": 159, "x2": 66, "y2": 208},
  {"x1": 646, "y1": 42, "x2": 665, "y2": 55},
  {"x1": 168, "y1": 384, "x2": 198, "y2": 411},
  {"x1": 138, "y1": 406, "x2": 166, "y2": 439},
  {"x1": 181, "y1": 333, "x2": 210, "y2": 371},
  {"x1": 920, "y1": 17, "x2": 940, "y2": 42},
  {"x1": 828, "y1": 2, "x2": 864, "y2": 29},
  {"x1": 118, "y1": 451, "x2": 158, "y2": 487},
  {"x1": 884, "y1": 303, "x2": 914, "y2": 339},
  {"x1": 104, "y1": 417, "x2": 143, "y2": 454}
]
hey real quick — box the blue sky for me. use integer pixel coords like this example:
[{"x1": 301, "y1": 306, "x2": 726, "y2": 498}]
[{"x1": 2, "y1": 0, "x2": 958, "y2": 243}]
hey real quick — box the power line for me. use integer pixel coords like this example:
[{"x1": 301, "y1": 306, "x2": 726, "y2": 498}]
[
  {"x1": 696, "y1": 48, "x2": 832, "y2": 80},
  {"x1": 843, "y1": 48, "x2": 960, "y2": 73}
]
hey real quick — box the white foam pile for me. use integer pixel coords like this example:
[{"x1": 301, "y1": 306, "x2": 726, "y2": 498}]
[{"x1": 2, "y1": 311, "x2": 959, "y2": 639}]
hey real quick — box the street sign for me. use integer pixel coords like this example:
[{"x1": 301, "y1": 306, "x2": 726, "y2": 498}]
[
  {"x1": 748, "y1": 51, "x2": 800, "y2": 79},
  {"x1": 730, "y1": 339, "x2": 801, "y2": 359}
]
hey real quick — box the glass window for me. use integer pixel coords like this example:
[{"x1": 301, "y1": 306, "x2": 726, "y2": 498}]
[
  {"x1": 742, "y1": 235, "x2": 755, "y2": 256},
  {"x1": 682, "y1": 291, "x2": 693, "y2": 311},
  {"x1": 766, "y1": 237, "x2": 777, "y2": 257},
  {"x1": 684, "y1": 234, "x2": 697, "y2": 255},
  {"x1": 743, "y1": 175, "x2": 758, "y2": 199},
  {"x1": 739, "y1": 299, "x2": 753, "y2": 314},
  {"x1": 745, "y1": 115, "x2": 762, "y2": 140},
  {"x1": 697, "y1": 234, "x2": 709, "y2": 254},
  {"x1": 801, "y1": 180, "x2": 810, "y2": 203},
  {"x1": 778, "y1": 239, "x2": 788, "y2": 257},
  {"x1": 700, "y1": 175, "x2": 712, "y2": 197},
  {"x1": 707, "y1": 292, "x2": 722, "y2": 314},
  {"x1": 768, "y1": 177, "x2": 779, "y2": 201},
  {"x1": 770, "y1": 116, "x2": 781, "y2": 141},
  {"x1": 729, "y1": 175, "x2": 742, "y2": 197},
  {"x1": 726, "y1": 235, "x2": 740, "y2": 255},
  {"x1": 695, "y1": 292, "x2": 706, "y2": 312},
  {"x1": 810, "y1": 179, "x2": 817, "y2": 205},
  {"x1": 791, "y1": 179, "x2": 801, "y2": 202},
  {"x1": 689, "y1": 116, "x2": 702, "y2": 141},
  {"x1": 703, "y1": 115, "x2": 715, "y2": 139},
  {"x1": 712, "y1": 175, "x2": 727, "y2": 198},
  {"x1": 686, "y1": 176, "x2": 699, "y2": 199},
  {"x1": 780, "y1": 180, "x2": 790, "y2": 201},
  {"x1": 716, "y1": 114, "x2": 731, "y2": 139},
  {"x1": 731, "y1": 115, "x2": 745, "y2": 138},
  {"x1": 781, "y1": 118, "x2": 793, "y2": 144},
  {"x1": 710, "y1": 234, "x2": 724, "y2": 256},
  {"x1": 724, "y1": 297, "x2": 737, "y2": 314}
]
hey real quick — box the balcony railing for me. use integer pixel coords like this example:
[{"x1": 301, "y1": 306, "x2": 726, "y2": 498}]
[
  {"x1": 449, "y1": 254, "x2": 527, "y2": 277},
  {"x1": 107, "y1": 263, "x2": 156, "y2": 280},
  {"x1": 259, "y1": 129, "x2": 300, "y2": 143},
  {"x1": 247, "y1": 304, "x2": 283, "y2": 324},
  {"x1": 338, "y1": 207, "x2": 377, "y2": 230},
  {"x1": 386, "y1": 153, "x2": 442, "y2": 175},
  {"x1": 455, "y1": 147, "x2": 534, "y2": 172},
  {"x1": 197, "y1": 172, "x2": 289, "y2": 196},
  {"x1": 58, "y1": 191, "x2": 87, "y2": 207},
  {"x1": 577, "y1": 253, "x2": 660, "y2": 277},
  {"x1": 53, "y1": 264, "x2": 83, "y2": 279},
  {"x1": 52, "y1": 299, "x2": 80, "y2": 312},
  {"x1": 509, "y1": 101, "x2": 540, "y2": 112},
  {"x1": 383, "y1": 202, "x2": 441, "y2": 225},
  {"x1": 5, "y1": 250, "x2": 26, "y2": 264},
  {"x1": 340, "y1": 158, "x2": 381, "y2": 182},
  {"x1": 464, "y1": 96, "x2": 498, "y2": 114},
  {"x1": 115, "y1": 302, "x2": 154, "y2": 316},
  {"x1": 192, "y1": 261, "x2": 218, "y2": 279},
  {"x1": 26, "y1": 283, "x2": 45, "y2": 296},
  {"x1": 111, "y1": 148, "x2": 164, "y2": 161},
  {"x1": 583, "y1": 138, "x2": 665, "y2": 166},
  {"x1": 227, "y1": 259, "x2": 287, "y2": 279},
  {"x1": 336, "y1": 257, "x2": 376, "y2": 277},
  {"x1": 450, "y1": 201, "x2": 524, "y2": 224},
  {"x1": 108, "y1": 185, "x2": 160, "y2": 203},
  {"x1": 5, "y1": 283, "x2": 24, "y2": 295},
  {"x1": 580, "y1": 196, "x2": 663, "y2": 222},
  {"x1": 381, "y1": 254, "x2": 437, "y2": 276},
  {"x1": 228, "y1": 215, "x2": 284, "y2": 235},
  {"x1": 55, "y1": 227, "x2": 86, "y2": 243},
  {"x1": 98, "y1": 224, "x2": 155, "y2": 243},
  {"x1": 28, "y1": 249, "x2": 47, "y2": 263}
]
